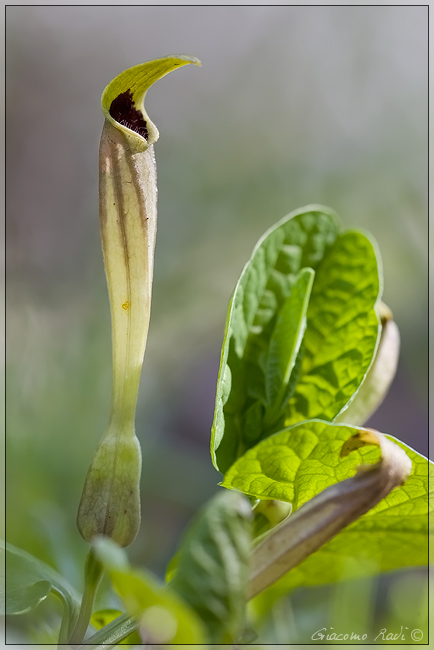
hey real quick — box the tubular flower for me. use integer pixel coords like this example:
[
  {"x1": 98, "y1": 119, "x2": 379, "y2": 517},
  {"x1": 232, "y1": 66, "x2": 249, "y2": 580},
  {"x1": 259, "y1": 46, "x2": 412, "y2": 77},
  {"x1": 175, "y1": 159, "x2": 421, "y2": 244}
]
[{"x1": 77, "y1": 56, "x2": 201, "y2": 547}]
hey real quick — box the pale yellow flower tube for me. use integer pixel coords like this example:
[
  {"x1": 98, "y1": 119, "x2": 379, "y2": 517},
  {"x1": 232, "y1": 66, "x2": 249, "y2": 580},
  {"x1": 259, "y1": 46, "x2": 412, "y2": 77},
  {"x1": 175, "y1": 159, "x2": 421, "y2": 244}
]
[{"x1": 77, "y1": 56, "x2": 200, "y2": 547}]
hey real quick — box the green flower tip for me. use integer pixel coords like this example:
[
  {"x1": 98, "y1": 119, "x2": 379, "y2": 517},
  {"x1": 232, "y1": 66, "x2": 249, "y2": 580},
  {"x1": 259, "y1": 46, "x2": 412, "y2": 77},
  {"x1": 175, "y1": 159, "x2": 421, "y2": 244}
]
[{"x1": 101, "y1": 55, "x2": 201, "y2": 147}]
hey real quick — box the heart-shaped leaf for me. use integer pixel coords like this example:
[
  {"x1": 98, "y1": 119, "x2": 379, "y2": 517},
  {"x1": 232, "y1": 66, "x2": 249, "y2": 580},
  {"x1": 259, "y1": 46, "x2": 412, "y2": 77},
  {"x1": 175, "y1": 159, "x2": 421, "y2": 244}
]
[
  {"x1": 211, "y1": 205, "x2": 340, "y2": 473},
  {"x1": 221, "y1": 421, "x2": 431, "y2": 595}
]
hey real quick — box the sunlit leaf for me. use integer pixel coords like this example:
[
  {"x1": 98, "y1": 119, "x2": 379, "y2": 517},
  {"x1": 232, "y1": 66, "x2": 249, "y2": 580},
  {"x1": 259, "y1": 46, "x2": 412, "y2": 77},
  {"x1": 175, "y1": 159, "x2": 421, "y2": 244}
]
[
  {"x1": 264, "y1": 267, "x2": 314, "y2": 425},
  {"x1": 285, "y1": 230, "x2": 381, "y2": 425},
  {"x1": 211, "y1": 205, "x2": 340, "y2": 473},
  {"x1": 335, "y1": 303, "x2": 400, "y2": 426},
  {"x1": 221, "y1": 421, "x2": 430, "y2": 600}
]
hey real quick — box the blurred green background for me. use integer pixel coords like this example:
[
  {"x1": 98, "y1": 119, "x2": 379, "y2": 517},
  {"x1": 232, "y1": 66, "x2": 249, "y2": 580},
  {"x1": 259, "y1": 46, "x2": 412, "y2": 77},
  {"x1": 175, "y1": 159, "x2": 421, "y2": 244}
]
[{"x1": 6, "y1": 5, "x2": 429, "y2": 645}]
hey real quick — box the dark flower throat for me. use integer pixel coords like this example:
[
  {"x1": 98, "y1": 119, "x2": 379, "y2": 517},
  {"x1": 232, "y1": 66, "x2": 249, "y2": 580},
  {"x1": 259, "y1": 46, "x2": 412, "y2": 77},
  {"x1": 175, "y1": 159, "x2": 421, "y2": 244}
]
[{"x1": 109, "y1": 90, "x2": 149, "y2": 140}]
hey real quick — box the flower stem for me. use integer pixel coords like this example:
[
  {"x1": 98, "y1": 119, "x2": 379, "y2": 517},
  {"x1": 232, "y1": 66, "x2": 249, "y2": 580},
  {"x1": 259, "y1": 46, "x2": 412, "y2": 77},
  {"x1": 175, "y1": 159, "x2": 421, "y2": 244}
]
[{"x1": 68, "y1": 549, "x2": 104, "y2": 645}]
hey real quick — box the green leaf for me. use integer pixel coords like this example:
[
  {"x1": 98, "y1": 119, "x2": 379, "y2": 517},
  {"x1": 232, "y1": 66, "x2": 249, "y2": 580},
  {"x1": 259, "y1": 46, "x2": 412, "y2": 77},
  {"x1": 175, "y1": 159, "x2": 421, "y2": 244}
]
[
  {"x1": 253, "y1": 436, "x2": 432, "y2": 614},
  {"x1": 93, "y1": 537, "x2": 205, "y2": 645},
  {"x1": 335, "y1": 303, "x2": 400, "y2": 426},
  {"x1": 165, "y1": 551, "x2": 180, "y2": 583},
  {"x1": 1, "y1": 540, "x2": 80, "y2": 638},
  {"x1": 169, "y1": 490, "x2": 253, "y2": 644},
  {"x1": 222, "y1": 420, "x2": 372, "y2": 503},
  {"x1": 264, "y1": 268, "x2": 314, "y2": 424},
  {"x1": 285, "y1": 230, "x2": 381, "y2": 425},
  {"x1": 211, "y1": 205, "x2": 340, "y2": 473},
  {"x1": 283, "y1": 435, "x2": 431, "y2": 586},
  {"x1": 91, "y1": 609, "x2": 142, "y2": 647},
  {"x1": 221, "y1": 421, "x2": 431, "y2": 592},
  {"x1": 247, "y1": 429, "x2": 413, "y2": 598}
]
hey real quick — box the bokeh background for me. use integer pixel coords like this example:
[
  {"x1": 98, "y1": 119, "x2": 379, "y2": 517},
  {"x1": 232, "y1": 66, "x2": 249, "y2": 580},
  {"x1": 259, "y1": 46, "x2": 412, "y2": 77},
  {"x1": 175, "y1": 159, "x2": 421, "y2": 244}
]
[{"x1": 6, "y1": 5, "x2": 429, "y2": 645}]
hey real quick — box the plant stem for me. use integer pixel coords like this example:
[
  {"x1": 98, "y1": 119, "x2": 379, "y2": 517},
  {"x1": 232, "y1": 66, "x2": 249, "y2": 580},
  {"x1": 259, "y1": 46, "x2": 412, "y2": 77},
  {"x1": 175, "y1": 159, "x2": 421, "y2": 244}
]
[
  {"x1": 68, "y1": 549, "x2": 104, "y2": 645},
  {"x1": 76, "y1": 612, "x2": 139, "y2": 649},
  {"x1": 53, "y1": 588, "x2": 80, "y2": 645}
]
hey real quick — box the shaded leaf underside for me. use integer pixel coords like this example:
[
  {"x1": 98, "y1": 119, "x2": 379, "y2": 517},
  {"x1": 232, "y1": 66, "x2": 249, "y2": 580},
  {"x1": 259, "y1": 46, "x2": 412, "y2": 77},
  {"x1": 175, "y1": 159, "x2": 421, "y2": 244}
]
[
  {"x1": 169, "y1": 490, "x2": 252, "y2": 644},
  {"x1": 2, "y1": 540, "x2": 79, "y2": 622}
]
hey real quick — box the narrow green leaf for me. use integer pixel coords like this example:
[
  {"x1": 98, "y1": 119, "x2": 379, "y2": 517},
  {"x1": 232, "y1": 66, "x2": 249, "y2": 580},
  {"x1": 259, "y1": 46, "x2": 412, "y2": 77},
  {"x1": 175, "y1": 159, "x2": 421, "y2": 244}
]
[
  {"x1": 264, "y1": 268, "x2": 314, "y2": 423},
  {"x1": 1, "y1": 540, "x2": 80, "y2": 635},
  {"x1": 169, "y1": 490, "x2": 253, "y2": 644},
  {"x1": 285, "y1": 230, "x2": 381, "y2": 425},
  {"x1": 165, "y1": 551, "x2": 180, "y2": 583},
  {"x1": 221, "y1": 421, "x2": 431, "y2": 587},
  {"x1": 93, "y1": 538, "x2": 205, "y2": 645},
  {"x1": 211, "y1": 205, "x2": 340, "y2": 473}
]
